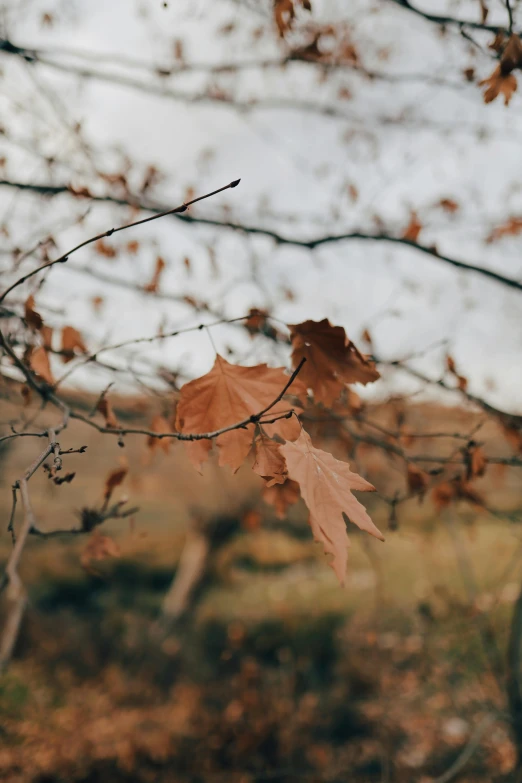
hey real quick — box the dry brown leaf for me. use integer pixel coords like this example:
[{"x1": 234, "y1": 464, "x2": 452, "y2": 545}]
[
  {"x1": 244, "y1": 308, "x2": 277, "y2": 339},
  {"x1": 501, "y1": 34, "x2": 522, "y2": 72},
  {"x1": 21, "y1": 384, "x2": 32, "y2": 407},
  {"x1": 92, "y1": 295, "x2": 104, "y2": 312},
  {"x1": 176, "y1": 355, "x2": 305, "y2": 472},
  {"x1": 262, "y1": 479, "x2": 300, "y2": 519},
  {"x1": 432, "y1": 475, "x2": 484, "y2": 512},
  {"x1": 24, "y1": 295, "x2": 43, "y2": 331},
  {"x1": 97, "y1": 397, "x2": 118, "y2": 429},
  {"x1": 252, "y1": 431, "x2": 287, "y2": 486},
  {"x1": 407, "y1": 464, "x2": 429, "y2": 499},
  {"x1": 61, "y1": 326, "x2": 88, "y2": 363},
  {"x1": 479, "y1": 65, "x2": 517, "y2": 105},
  {"x1": 289, "y1": 319, "x2": 379, "y2": 406},
  {"x1": 28, "y1": 346, "x2": 54, "y2": 385},
  {"x1": 146, "y1": 415, "x2": 172, "y2": 454},
  {"x1": 446, "y1": 354, "x2": 468, "y2": 391},
  {"x1": 103, "y1": 466, "x2": 128, "y2": 500},
  {"x1": 281, "y1": 429, "x2": 383, "y2": 584},
  {"x1": 402, "y1": 211, "x2": 422, "y2": 242},
  {"x1": 94, "y1": 239, "x2": 117, "y2": 258},
  {"x1": 144, "y1": 256, "x2": 166, "y2": 293},
  {"x1": 438, "y1": 198, "x2": 459, "y2": 213},
  {"x1": 464, "y1": 443, "x2": 488, "y2": 479},
  {"x1": 486, "y1": 216, "x2": 522, "y2": 242}
]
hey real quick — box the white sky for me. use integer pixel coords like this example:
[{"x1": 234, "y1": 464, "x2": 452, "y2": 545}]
[{"x1": 1, "y1": 0, "x2": 522, "y2": 412}]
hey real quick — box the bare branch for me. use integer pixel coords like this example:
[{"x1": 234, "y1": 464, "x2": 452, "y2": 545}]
[{"x1": 0, "y1": 179, "x2": 241, "y2": 303}]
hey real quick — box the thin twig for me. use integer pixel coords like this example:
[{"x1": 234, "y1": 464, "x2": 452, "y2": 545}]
[{"x1": 0, "y1": 179, "x2": 240, "y2": 303}]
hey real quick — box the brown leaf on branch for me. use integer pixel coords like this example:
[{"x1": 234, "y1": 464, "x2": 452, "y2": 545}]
[
  {"x1": 24, "y1": 295, "x2": 43, "y2": 331},
  {"x1": 144, "y1": 256, "x2": 166, "y2": 293},
  {"x1": 244, "y1": 308, "x2": 278, "y2": 340},
  {"x1": 262, "y1": 478, "x2": 300, "y2": 519},
  {"x1": 407, "y1": 464, "x2": 429, "y2": 500},
  {"x1": 97, "y1": 397, "x2": 118, "y2": 429},
  {"x1": 486, "y1": 216, "x2": 522, "y2": 242},
  {"x1": 402, "y1": 211, "x2": 422, "y2": 242},
  {"x1": 432, "y1": 475, "x2": 484, "y2": 512},
  {"x1": 60, "y1": 326, "x2": 88, "y2": 363},
  {"x1": 446, "y1": 354, "x2": 468, "y2": 391},
  {"x1": 252, "y1": 431, "x2": 287, "y2": 486},
  {"x1": 479, "y1": 65, "x2": 517, "y2": 105},
  {"x1": 94, "y1": 239, "x2": 117, "y2": 258},
  {"x1": 501, "y1": 34, "x2": 522, "y2": 72},
  {"x1": 437, "y1": 198, "x2": 459, "y2": 213},
  {"x1": 281, "y1": 429, "x2": 383, "y2": 584},
  {"x1": 146, "y1": 415, "x2": 172, "y2": 454},
  {"x1": 464, "y1": 442, "x2": 488, "y2": 480},
  {"x1": 289, "y1": 319, "x2": 379, "y2": 406},
  {"x1": 28, "y1": 346, "x2": 54, "y2": 385},
  {"x1": 104, "y1": 466, "x2": 128, "y2": 500},
  {"x1": 176, "y1": 356, "x2": 305, "y2": 472}
]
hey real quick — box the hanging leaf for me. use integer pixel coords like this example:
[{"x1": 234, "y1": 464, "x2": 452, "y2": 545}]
[
  {"x1": 289, "y1": 319, "x2": 379, "y2": 406},
  {"x1": 280, "y1": 429, "x2": 383, "y2": 584},
  {"x1": 144, "y1": 256, "x2": 166, "y2": 293},
  {"x1": 28, "y1": 346, "x2": 54, "y2": 385},
  {"x1": 24, "y1": 295, "x2": 43, "y2": 331},
  {"x1": 176, "y1": 355, "x2": 305, "y2": 472},
  {"x1": 103, "y1": 466, "x2": 128, "y2": 500},
  {"x1": 97, "y1": 397, "x2": 118, "y2": 429},
  {"x1": 407, "y1": 464, "x2": 429, "y2": 499},
  {"x1": 61, "y1": 326, "x2": 88, "y2": 363},
  {"x1": 252, "y1": 431, "x2": 287, "y2": 486},
  {"x1": 402, "y1": 211, "x2": 422, "y2": 242}
]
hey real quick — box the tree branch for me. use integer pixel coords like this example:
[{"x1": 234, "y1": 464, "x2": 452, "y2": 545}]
[
  {"x1": 0, "y1": 179, "x2": 240, "y2": 303},
  {"x1": 1, "y1": 179, "x2": 521, "y2": 296}
]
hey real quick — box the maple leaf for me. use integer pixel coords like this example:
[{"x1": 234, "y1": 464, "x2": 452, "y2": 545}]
[
  {"x1": 262, "y1": 478, "x2": 301, "y2": 519},
  {"x1": 446, "y1": 354, "x2": 468, "y2": 392},
  {"x1": 407, "y1": 464, "x2": 429, "y2": 500},
  {"x1": 104, "y1": 466, "x2": 128, "y2": 500},
  {"x1": 94, "y1": 238, "x2": 117, "y2": 258},
  {"x1": 252, "y1": 431, "x2": 287, "y2": 486},
  {"x1": 479, "y1": 65, "x2": 517, "y2": 105},
  {"x1": 28, "y1": 346, "x2": 54, "y2": 385},
  {"x1": 61, "y1": 326, "x2": 87, "y2": 363},
  {"x1": 144, "y1": 256, "x2": 166, "y2": 293},
  {"x1": 281, "y1": 429, "x2": 383, "y2": 584},
  {"x1": 486, "y1": 216, "x2": 522, "y2": 242},
  {"x1": 402, "y1": 211, "x2": 422, "y2": 242},
  {"x1": 97, "y1": 397, "x2": 118, "y2": 428},
  {"x1": 289, "y1": 319, "x2": 379, "y2": 406},
  {"x1": 176, "y1": 355, "x2": 305, "y2": 472},
  {"x1": 24, "y1": 295, "x2": 43, "y2": 331},
  {"x1": 463, "y1": 442, "x2": 487, "y2": 480},
  {"x1": 438, "y1": 198, "x2": 459, "y2": 213}
]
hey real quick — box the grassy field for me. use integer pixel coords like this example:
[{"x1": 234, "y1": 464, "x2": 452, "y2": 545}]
[{"x1": 0, "y1": 399, "x2": 521, "y2": 782}]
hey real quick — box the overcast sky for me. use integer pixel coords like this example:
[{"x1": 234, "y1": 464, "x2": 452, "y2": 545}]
[{"x1": 1, "y1": 0, "x2": 522, "y2": 412}]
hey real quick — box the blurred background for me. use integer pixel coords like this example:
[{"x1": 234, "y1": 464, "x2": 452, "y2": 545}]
[{"x1": 1, "y1": 0, "x2": 522, "y2": 781}]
